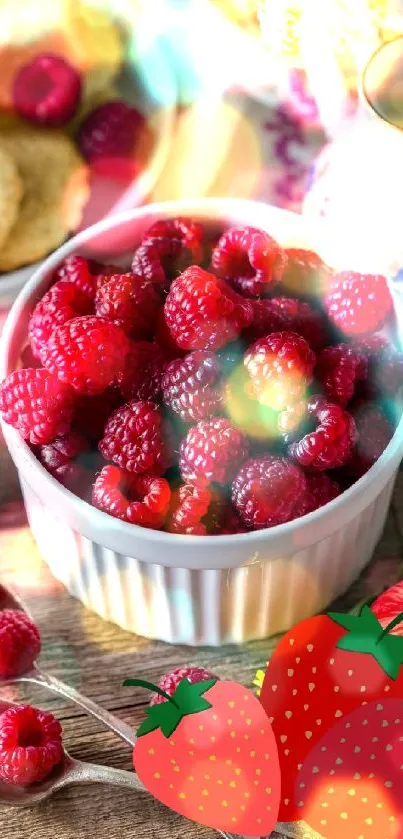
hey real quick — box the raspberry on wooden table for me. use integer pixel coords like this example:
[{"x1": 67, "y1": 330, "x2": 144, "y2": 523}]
[
  {"x1": 270, "y1": 296, "x2": 329, "y2": 351},
  {"x1": 29, "y1": 280, "x2": 93, "y2": 360},
  {"x1": 179, "y1": 417, "x2": 249, "y2": 486},
  {"x1": 99, "y1": 401, "x2": 172, "y2": 475},
  {"x1": 0, "y1": 704, "x2": 63, "y2": 785},
  {"x1": 41, "y1": 316, "x2": 130, "y2": 395},
  {"x1": 211, "y1": 225, "x2": 287, "y2": 297},
  {"x1": 167, "y1": 484, "x2": 216, "y2": 534},
  {"x1": 0, "y1": 610, "x2": 41, "y2": 678},
  {"x1": 325, "y1": 271, "x2": 393, "y2": 336},
  {"x1": 77, "y1": 100, "x2": 145, "y2": 178},
  {"x1": 117, "y1": 342, "x2": 165, "y2": 402},
  {"x1": 164, "y1": 266, "x2": 253, "y2": 351},
  {"x1": 288, "y1": 396, "x2": 357, "y2": 471},
  {"x1": 13, "y1": 54, "x2": 82, "y2": 126},
  {"x1": 0, "y1": 368, "x2": 75, "y2": 445},
  {"x1": 279, "y1": 247, "x2": 331, "y2": 297},
  {"x1": 92, "y1": 465, "x2": 170, "y2": 528},
  {"x1": 95, "y1": 273, "x2": 161, "y2": 338},
  {"x1": 162, "y1": 350, "x2": 223, "y2": 422},
  {"x1": 244, "y1": 331, "x2": 315, "y2": 411},
  {"x1": 232, "y1": 455, "x2": 308, "y2": 529},
  {"x1": 149, "y1": 666, "x2": 218, "y2": 705},
  {"x1": 315, "y1": 343, "x2": 368, "y2": 405}
]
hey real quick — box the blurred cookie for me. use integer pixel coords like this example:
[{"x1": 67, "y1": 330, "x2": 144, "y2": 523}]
[
  {"x1": 0, "y1": 126, "x2": 89, "y2": 271},
  {"x1": 0, "y1": 143, "x2": 23, "y2": 250}
]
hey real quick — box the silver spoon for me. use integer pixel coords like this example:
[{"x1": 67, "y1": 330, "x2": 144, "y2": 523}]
[{"x1": 0, "y1": 584, "x2": 136, "y2": 747}]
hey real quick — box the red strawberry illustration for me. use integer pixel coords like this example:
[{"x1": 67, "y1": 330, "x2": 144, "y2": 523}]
[
  {"x1": 295, "y1": 698, "x2": 403, "y2": 839},
  {"x1": 259, "y1": 605, "x2": 403, "y2": 822},
  {"x1": 124, "y1": 676, "x2": 280, "y2": 836}
]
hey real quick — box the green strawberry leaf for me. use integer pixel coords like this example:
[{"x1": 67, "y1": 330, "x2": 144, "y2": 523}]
[
  {"x1": 328, "y1": 604, "x2": 403, "y2": 680},
  {"x1": 124, "y1": 677, "x2": 218, "y2": 739}
]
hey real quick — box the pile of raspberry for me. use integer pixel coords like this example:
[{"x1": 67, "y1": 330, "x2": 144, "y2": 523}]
[{"x1": 1, "y1": 218, "x2": 402, "y2": 535}]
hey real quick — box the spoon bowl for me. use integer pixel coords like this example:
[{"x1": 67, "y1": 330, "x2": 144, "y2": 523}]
[{"x1": 0, "y1": 698, "x2": 144, "y2": 807}]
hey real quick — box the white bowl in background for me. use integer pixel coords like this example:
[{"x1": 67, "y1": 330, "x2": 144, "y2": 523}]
[{"x1": 1, "y1": 198, "x2": 403, "y2": 646}]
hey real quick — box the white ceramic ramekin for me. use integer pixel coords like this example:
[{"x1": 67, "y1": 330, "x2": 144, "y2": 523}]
[{"x1": 1, "y1": 199, "x2": 403, "y2": 646}]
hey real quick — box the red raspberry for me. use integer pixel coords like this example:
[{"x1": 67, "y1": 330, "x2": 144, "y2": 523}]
[
  {"x1": 211, "y1": 226, "x2": 287, "y2": 297},
  {"x1": 179, "y1": 417, "x2": 249, "y2": 486},
  {"x1": 0, "y1": 368, "x2": 75, "y2": 445},
  {"x1": 77, "y1": 100, "x2": 145, "y2": 179},
  {"x1": 92, "y1": 465, "x2": 170, "y2": 528},
  {"x1": 0, "y1": 609, "x2": 41, "y2": 677},
  {"x1": 279, "y1": 248, "x2": 331, "y2": 297},
  {"x1": 343, "y1": 401, "x2": 394, "y2": 478},
  {"x1": 150, "y1": 666, "x2": 218, "y2": 706},
  {"x1": 73, "y1": 387, "x2": 122, "y2": 441},
  {"x1": 143, "y1": 217, "x2": 204, "y2": 263},
  {"x1": 29, "y1": 280, "x2": 93, "y2": 360},
  {"x1": 325, "y1": 271, "x2": 393, "y2": 336},
  {"x1": 303, "y1": 472, "x2": 341, "y2": 514},
  {"x1": 132, "y1": 237, "x2": 194, "y2": 292},
  {"x1": 244, "y1": 331, "x2": 315, "y2": 411},
  {"x1": 99, "y1": 401, "x2": 172, "y2": 475},
  {"x1": 36, "y1": 431, "x2": 90, "y2": 494},
  {"x1": 164, "y1": 266, "x2": 253, "y2": 351},
  {"x1": 288, "y1": 396, "x2": 357, "y2": 471},
  {"x1": 168, "y1": 484, "x2": 216, "y2": 534},
  {"x1": 117, "y1": 342, "x2": 165, "y2": 402},
  {"x1": 315, "y1": 343, "x2": 368, "y2": 405},
  {"x1": 162, "y1": 351, "x2": 222, "y2": 422},
  {"x1": 154, "y1": 309, "x2": 187, "y2": 360},
  {"x1": 270, "y1": 296, "x2": 329, "y2": 351},
  {"x1": 95, "y1": 273, "x2": 161, "y2": 338},
  {"x1": 53, "y1": 255, "x2": 97, "y2": 299},
  {"x1": 13, "y1": 54, "x2": 81, "y2": 126},
  {"x1": 0, "y1": 704, "x2": 63, "y2": 785},
  {"x1": 231, "y1": 455, "x2": 308, "y2": 529},
  {"x1": 41, "y1": 316, "x2": 130, "y2": 395},
  {"x1": 245, "y1": 298, "x2": 289, "y2": 342}
]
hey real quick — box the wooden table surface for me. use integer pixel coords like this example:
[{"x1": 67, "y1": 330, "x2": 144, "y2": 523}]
[{"x1": 1, "y1": 422, "x2": 403, "y2": 839}]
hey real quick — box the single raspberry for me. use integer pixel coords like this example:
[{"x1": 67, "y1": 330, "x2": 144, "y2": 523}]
[
  {"x1": 131, "y1": 237, "x2": 194, "y2": 292},
  {"x1": 0, "y1": 369, "x2": 75, "y2": 445},
  {"x1": 99, "y1": 401, "x2": 172, "y2": 475},
  {"x1": 77, "y1": 100, "x2": 145, "y2": 179},
  {"x1": 117, "y1": 342, "x2": 165, "y2": 402},
  {"x1": 150, "y1": 666, "x2": 218, "y2": 706},
  {"x1": 36, "y1": 431, "x2": 90, "y2": 494},
  {"x1": 95, "y1": 273, "x2": 161, "y2": 338},
  {"x1": 73, "y1": 387, "x2": 122, "y2": 441},
  {"x1": 154, "y1": 309, "x2": 187, "y2": 360},
  {"x1": 303, "y1": 472, "x2": 341, "y2": 514},
  {"x1": 164, "y1": 266, "x2": 253, "y2": 351},
  {"x1": 231, "y1": 455, "x2": 308, "y2": 529},
  {"x1": 41, "y1": 316, "x2": 130, "y2": 395},
  {"x1": 179, "y1": 417, "x2": 249, "y2": 486},
  {"x1": 162, "y1": 351, "x2": 222, "y2": 422},
  {"x1": 13, "y1": 54, "x2": 82, "y2": 126},
  {"x1": 315, "y1": 343, "x2": 368, "y2": 405},
  {"x1": 0, "y1": 609, "x2": 41, "y2": 677},
  {"x1": 211, "y1": 226, "x2": 287, "y2": 297},
  {"x1": 288, "y1": 396, "x2": 357, "y2": 471},
  {"x1": 167, "y1": 484, "x2": 216, "y2": 534},
  {"x1": 244, "y1": 331, "x2": 315, "y2": 411},
  {"x1": 53, "y1": 255, "x2": 97, "y2": 299},
  {"x1": 325, "y1": 271, "x2": 393, "y2": 336},
  {"x1": 343, "y1": 401, "x2": 394, "y2": 478},
  {"x1": 142, "y1": 218, "x2": 204, "y2": 263},
  {"x1": 279, "y1": 248, "x2": 331, "y2": 297},
  {"x1": 0, "y1": 704, "x2": 63, "y2": 785},
  {"x1": 92, "y1": 465, "x2": 170, "y2": 528},
  {"x1": 245, "y1": 298, "x2": 289, "y2": 342},
  {"x1": 29, "y1": 281, "x2": 93, "y2": 360},
  {"x1": 270, "y1": 296, "x2": 329, "y2": 351}
]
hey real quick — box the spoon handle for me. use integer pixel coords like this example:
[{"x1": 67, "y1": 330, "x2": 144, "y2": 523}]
[
  {"x1": 68, "y1": 760, "x2": 145, "y2": 792},
  {"x1": 31, "y1": 668, "x2": 136, "y2": 747}
]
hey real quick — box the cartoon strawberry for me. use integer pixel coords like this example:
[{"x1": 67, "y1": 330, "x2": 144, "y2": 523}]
[
  {"x1": 295, "y1": 698, "x2": 403, "y2": 839},
  {"x1": 259, "y1": 604, "x2": 403, "y2": 822},
  {"x1": 124, "y1": 676, "x2": 281, "y2": 836}
]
